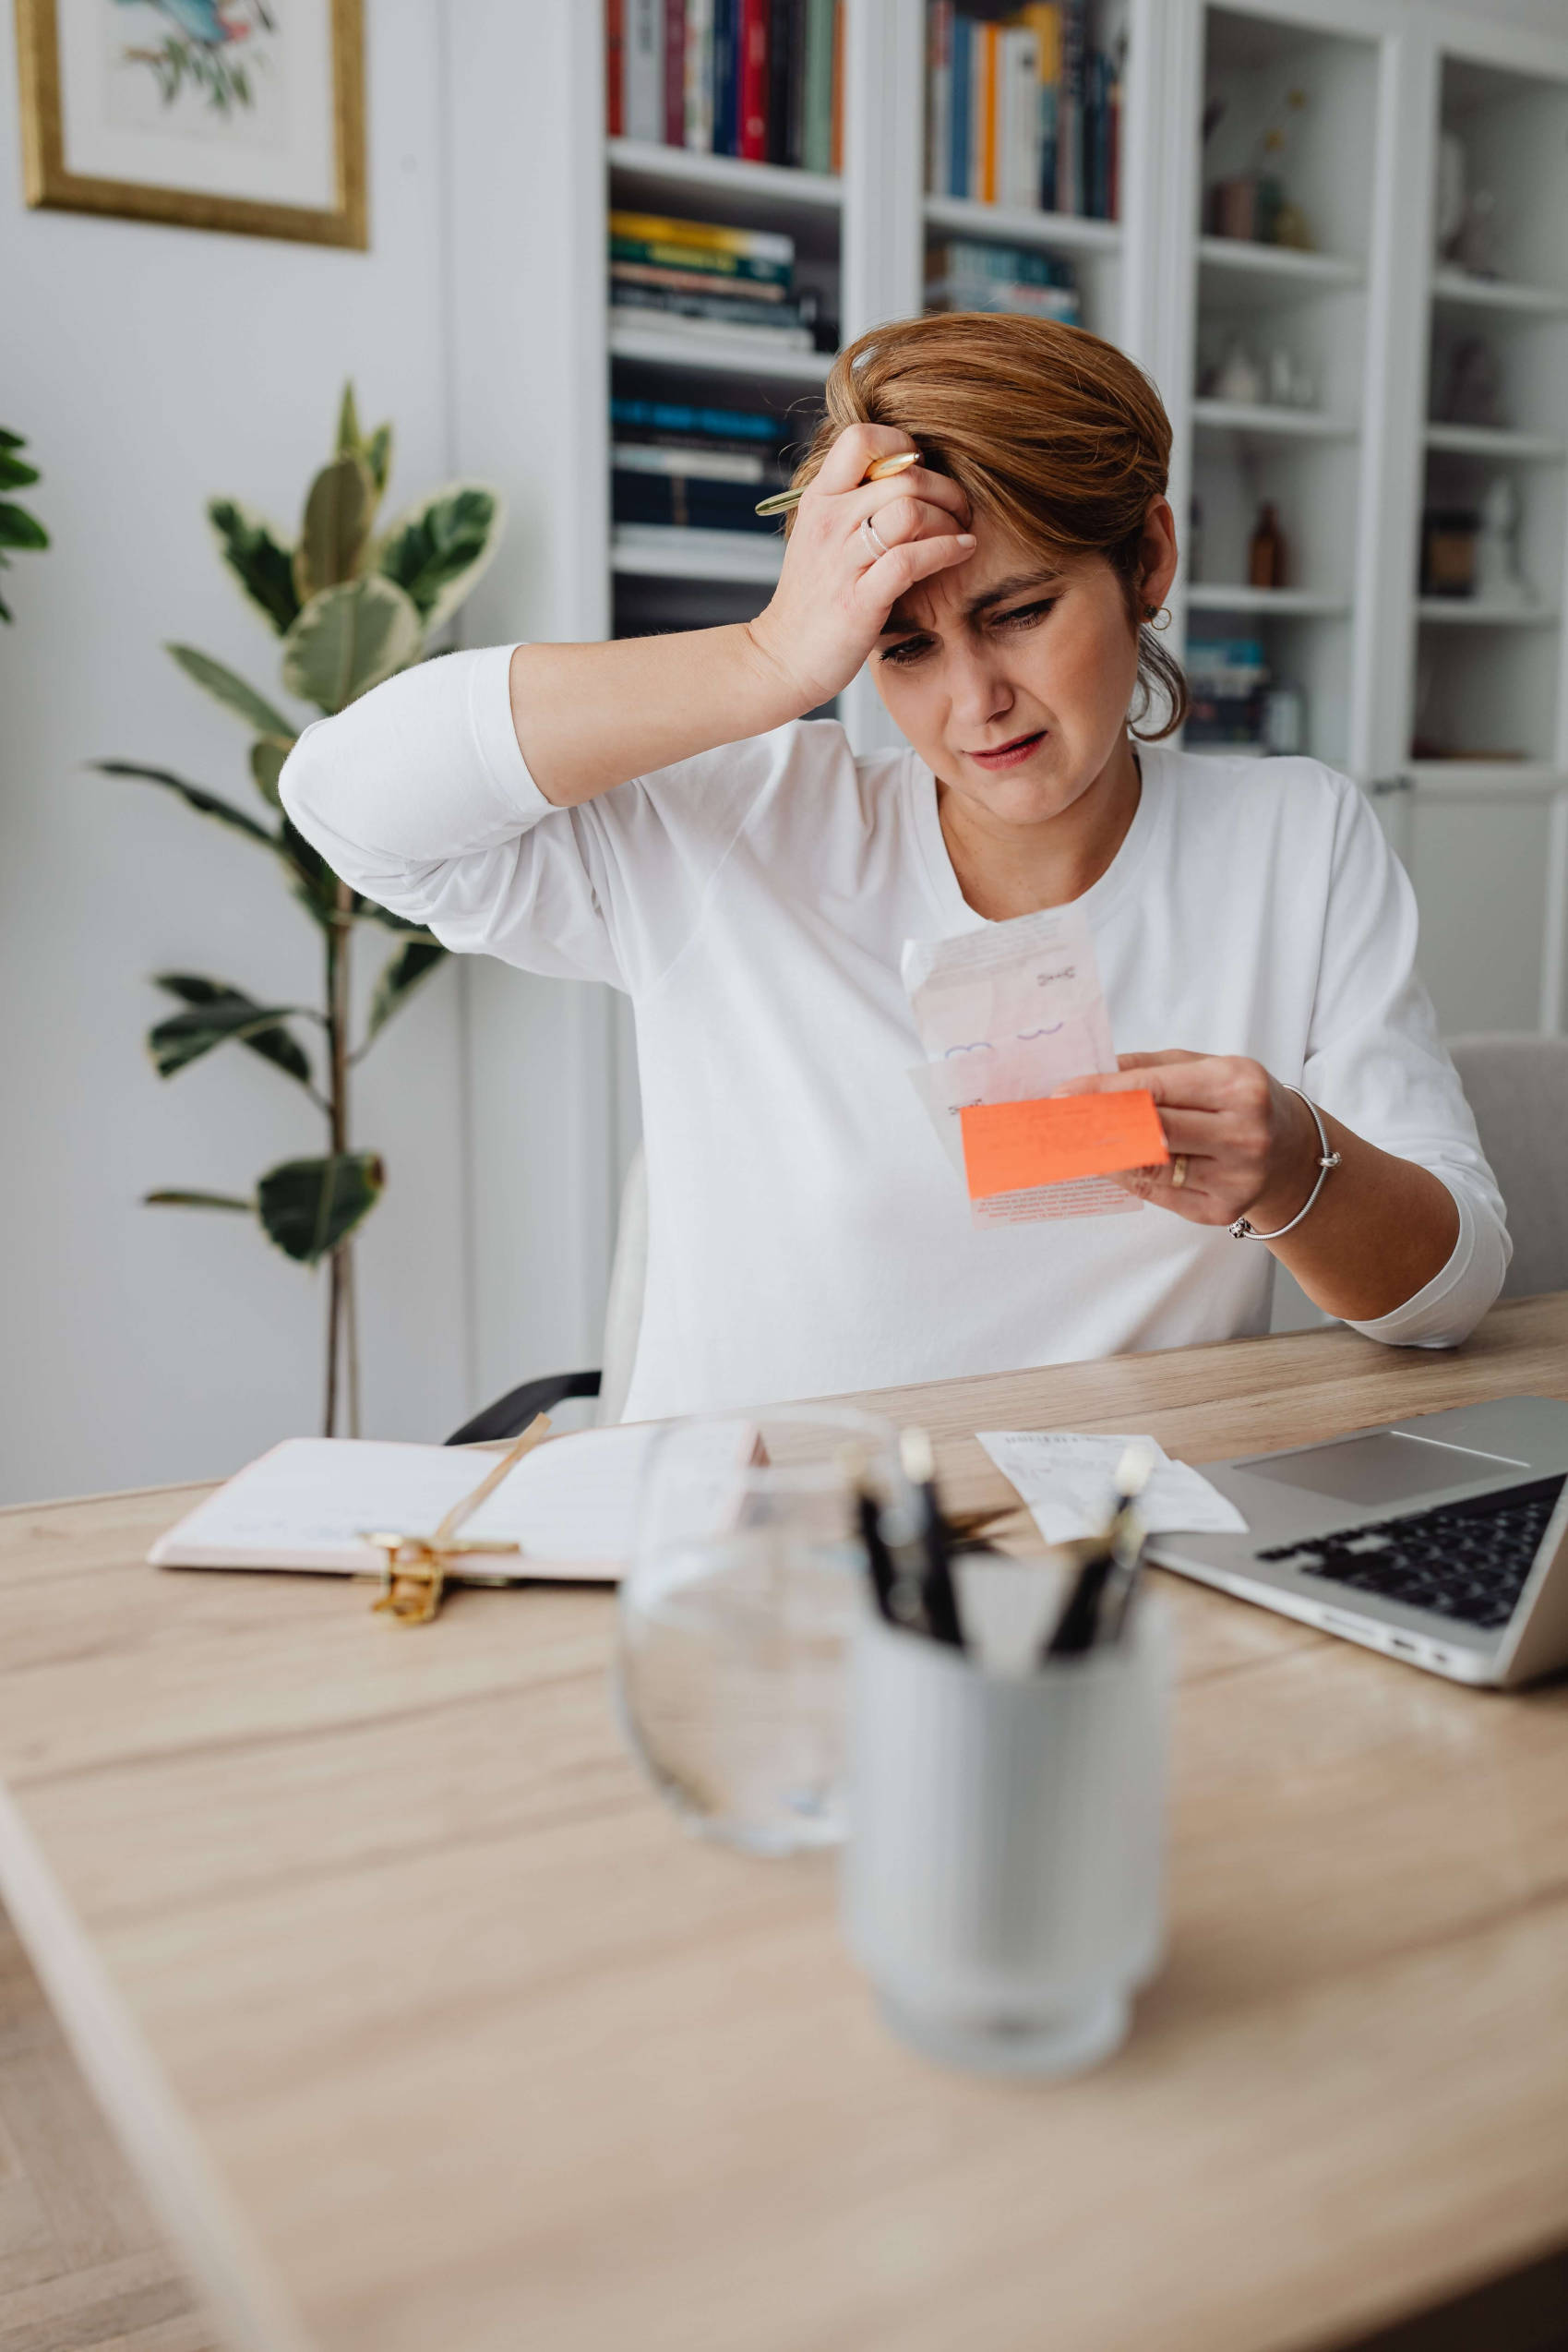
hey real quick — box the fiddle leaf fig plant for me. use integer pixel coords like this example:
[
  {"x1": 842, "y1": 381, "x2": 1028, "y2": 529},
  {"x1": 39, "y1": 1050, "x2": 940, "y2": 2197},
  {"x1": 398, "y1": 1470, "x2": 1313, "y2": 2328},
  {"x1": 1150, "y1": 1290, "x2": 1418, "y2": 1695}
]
[
  {"x1": 0, "y1": 428, "x2": 49, "y2": 622},
  {"x1": 100, "y1": 386, "x2": 505, "y2": 1434}
]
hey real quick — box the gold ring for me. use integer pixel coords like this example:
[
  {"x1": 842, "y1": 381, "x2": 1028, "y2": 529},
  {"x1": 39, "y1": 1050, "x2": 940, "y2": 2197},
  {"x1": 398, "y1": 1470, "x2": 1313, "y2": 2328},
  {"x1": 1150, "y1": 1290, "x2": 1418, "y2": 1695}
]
[{"x1": 1171, "y1": 1154, "x2": 1188, "y2": 1190}]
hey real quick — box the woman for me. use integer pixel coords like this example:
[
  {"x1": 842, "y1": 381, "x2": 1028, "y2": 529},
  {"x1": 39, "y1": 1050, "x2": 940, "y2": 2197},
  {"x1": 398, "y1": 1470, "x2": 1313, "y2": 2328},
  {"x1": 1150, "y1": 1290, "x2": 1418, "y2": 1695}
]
[{"x1": 281, "y1": 313, "x2": 1507, "y2": 1422}]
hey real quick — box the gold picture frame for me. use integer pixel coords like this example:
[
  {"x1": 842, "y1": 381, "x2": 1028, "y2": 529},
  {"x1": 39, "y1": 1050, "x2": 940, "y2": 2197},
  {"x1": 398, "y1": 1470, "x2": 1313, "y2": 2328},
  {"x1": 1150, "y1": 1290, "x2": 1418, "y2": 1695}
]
[{"x1": 14, "y1": 0, "x2": 365, "y2": 248}]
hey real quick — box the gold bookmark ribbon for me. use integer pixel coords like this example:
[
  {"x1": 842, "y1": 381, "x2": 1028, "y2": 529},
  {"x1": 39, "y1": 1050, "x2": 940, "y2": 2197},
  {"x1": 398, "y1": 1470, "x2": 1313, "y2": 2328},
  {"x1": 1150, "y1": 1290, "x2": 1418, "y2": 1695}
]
[{"x1": 361, "y1": 1411, "x2": 553, "y2": 1626}]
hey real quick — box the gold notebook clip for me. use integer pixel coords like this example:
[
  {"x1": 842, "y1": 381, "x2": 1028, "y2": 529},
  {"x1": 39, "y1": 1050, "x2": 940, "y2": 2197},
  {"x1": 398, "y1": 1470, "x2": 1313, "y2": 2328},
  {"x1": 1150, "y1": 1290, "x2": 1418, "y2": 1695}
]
[{"x1": 357, "y1": 1412, "x2": 552, "y2": 1626}]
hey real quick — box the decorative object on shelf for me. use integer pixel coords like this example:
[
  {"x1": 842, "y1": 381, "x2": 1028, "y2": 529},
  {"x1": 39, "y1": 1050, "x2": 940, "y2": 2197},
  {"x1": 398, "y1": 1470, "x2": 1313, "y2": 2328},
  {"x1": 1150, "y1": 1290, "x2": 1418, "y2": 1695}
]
[
  {"x1": 1211, "y1": 339, "x2": 1263, "y2": 406},
  {"x1": 925, "y1": 1, "x2": 1122, "y2": 222},
  {"x1": 1472, "y1": 475, "x2": 1534, "y2": 609},
  {"x1": 1434, "y1": 133, "x2": 1501, "y2": 280},
  {"x1": 0, "y1": 428, "x2": 49, "y2": 622},
  {"x1": 610, "y1": 0, "x2": 843, "y2": 172},
  {"x1": 1433, "y1": 333, "x2": 1507, "y2": 429},
  {"x1": 1248, "y1": 500, "x2": 1287, "y2": 591},
  {"x1": 14, "y1": 0, "x2": 365, "y2": 246},
  {"x1": 96, "y1": 387, "x2": 505, "y2": 1437},
  {"x1": 1265, "y1": 345, "x2": 1316, "y2": 410},
  {"x1": 1204, "y1": 88, "x2": 1314, "y2": 251},
  {"x1": 1260, "y1": 685, "x2": 1305, "y2": 756},
  {"x1": 924, "y1": 237, "x2": 1080, "y2": 324},
  {"x1": 1421, "y1": 508, "x2": 1478, "y2": 599}
]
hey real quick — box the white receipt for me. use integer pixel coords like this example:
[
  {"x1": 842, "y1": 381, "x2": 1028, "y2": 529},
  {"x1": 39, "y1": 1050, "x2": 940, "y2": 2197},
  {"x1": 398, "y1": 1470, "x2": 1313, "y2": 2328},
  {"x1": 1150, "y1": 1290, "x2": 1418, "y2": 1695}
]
[
  {"x1": 902, "y1": 904, "x2": 1140, "y2": 1226},
  {"x1": 977, "y1": 1430, "x2": 1249, "y2": 1544}
]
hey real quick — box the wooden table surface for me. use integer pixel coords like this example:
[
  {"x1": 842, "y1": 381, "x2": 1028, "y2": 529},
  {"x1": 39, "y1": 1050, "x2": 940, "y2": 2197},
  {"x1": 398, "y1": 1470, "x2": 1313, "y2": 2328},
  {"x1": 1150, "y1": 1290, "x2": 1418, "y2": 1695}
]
[{"x1": 4, "y1": 1300, "x2": 1568, "y2": 2352}]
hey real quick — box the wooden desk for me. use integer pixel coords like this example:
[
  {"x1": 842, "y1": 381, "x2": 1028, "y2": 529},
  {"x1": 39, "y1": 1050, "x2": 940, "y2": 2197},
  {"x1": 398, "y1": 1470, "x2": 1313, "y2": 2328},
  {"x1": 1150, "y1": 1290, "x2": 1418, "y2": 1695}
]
[{"x1": 3, "y1": 1300, "x2": 1568, "y2": 2352}]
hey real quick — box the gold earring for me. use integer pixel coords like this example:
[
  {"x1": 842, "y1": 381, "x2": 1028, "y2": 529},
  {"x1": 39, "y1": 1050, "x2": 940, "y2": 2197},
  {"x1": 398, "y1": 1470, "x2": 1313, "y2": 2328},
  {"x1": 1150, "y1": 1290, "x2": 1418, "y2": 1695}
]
[{"x1": 1143, "y1": 603, "x2": 1171, "y2": 630}]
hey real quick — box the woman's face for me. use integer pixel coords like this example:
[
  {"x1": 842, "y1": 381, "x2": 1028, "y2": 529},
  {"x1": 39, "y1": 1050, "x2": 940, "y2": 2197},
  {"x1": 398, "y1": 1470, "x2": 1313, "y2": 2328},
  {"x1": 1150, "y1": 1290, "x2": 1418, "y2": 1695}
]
[{"x1": 870, "y1": 498, "x2": 1178, "y2": 827}]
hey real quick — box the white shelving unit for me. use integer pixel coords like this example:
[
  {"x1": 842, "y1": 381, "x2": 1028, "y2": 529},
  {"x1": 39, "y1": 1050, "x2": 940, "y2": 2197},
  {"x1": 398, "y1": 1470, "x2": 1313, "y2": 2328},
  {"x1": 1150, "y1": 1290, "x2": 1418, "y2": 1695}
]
[{"x1": 578, "y1": 0, "x2": 1568, "y2": 1040}]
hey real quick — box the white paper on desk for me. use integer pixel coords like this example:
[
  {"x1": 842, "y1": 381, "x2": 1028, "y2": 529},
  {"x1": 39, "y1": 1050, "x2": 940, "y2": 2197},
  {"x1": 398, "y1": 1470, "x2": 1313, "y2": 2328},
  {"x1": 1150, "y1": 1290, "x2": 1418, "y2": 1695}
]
[
  {"x1": 901, "y1": 904, "x2": 1141, "y2": 1226},
  {"x1": 148, "y1": 1426, "x2": 667, "y2": 1579},
  {"x1": 977, "y1": 1431, "x2": 1250, "y2": 1543}
]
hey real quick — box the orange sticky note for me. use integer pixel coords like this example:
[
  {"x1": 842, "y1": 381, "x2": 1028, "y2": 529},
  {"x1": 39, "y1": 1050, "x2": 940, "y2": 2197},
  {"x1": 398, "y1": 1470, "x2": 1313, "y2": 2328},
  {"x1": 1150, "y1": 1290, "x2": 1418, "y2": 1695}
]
[{"x1": 959, "y1": 1092, "x2": 1168, "y2": 1201}]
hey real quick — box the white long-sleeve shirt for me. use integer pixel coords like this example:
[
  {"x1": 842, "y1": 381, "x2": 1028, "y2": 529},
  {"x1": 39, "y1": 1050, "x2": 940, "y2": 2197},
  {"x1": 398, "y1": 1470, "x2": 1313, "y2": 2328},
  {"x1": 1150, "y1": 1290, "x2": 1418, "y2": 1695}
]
[{"x1": 281, "y1": 645, "x2": 1510, "y2": 1422}]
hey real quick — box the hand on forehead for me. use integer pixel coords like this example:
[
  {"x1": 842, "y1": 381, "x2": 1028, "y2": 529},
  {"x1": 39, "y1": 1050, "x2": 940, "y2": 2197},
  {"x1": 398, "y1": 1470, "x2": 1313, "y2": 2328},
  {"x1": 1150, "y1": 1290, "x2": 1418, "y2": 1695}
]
[{"x1": 882, "y1": 525, "x2": 1070, "y2": 636}]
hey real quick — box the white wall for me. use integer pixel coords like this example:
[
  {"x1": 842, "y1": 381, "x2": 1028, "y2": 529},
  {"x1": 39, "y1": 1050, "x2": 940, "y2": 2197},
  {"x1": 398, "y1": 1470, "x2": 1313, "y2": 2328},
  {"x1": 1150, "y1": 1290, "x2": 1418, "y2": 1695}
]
[{"x1": 0, "y1": 6, "x2": 472, "y2": 1501}]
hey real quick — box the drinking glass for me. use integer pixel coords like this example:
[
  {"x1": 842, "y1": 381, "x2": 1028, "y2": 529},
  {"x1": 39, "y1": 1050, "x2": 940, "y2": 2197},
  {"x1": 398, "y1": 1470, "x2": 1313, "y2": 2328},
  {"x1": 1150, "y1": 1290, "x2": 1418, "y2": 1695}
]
[{"x1": 615, "y1": 1406, "x2": 904, "y2": 1857}]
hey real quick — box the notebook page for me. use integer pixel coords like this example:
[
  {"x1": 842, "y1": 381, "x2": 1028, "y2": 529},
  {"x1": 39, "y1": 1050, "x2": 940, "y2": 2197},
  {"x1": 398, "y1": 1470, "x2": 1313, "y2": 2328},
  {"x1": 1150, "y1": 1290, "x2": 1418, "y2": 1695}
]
[{"x1": 149, "y1": 1427, "x2": 664, "y2": 1578}]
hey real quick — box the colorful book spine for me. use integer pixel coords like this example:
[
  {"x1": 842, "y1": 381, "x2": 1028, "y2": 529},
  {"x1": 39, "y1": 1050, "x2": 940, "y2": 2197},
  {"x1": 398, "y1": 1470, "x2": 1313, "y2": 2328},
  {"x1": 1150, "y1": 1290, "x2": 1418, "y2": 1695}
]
[
  {"x1": 802, "y1": 0, "x2": 834, "y2": 174},
  {"x1": 926, "y1": 2, "x2": 952, "y2": 198},
  {"x1": 624, "y1": 0, "x2": 664, "y2": 141},
  {"x1": 1056, "y1": 0, "x2": 1084, "y2": 214},
  {"x1": 684, "y1": 0, "x2": 714, "y2": 150},
  {"x1": 606, "y1": 0, "x2": 625, "y2": 135},
  {"x1": 611, "y1": 210, "x2": 795, "y2": 262},
  {"x1": 611, "y1": 258, "x2": 787, "y2": 299},
  {"x1": 664, "y1": 0, "x2": 687, "y2": 144},
  {"x1": 611, "y1": 282, "x2": 805, "y2": 332},
  {"x1": 976, "y1": 22, "x2": 998, "y2": 204},
  {"x1": 740, "y1": 0, "x2": 769, "y2": 158},
  {"x1": 950, "y1": 13, "x2": 970, "y2": 198},
  {"x1": 611, "y1": 396, "x2": 784, "y2": 440},
  {"x1": 712, "y1": 0, "x2": 737, "y2": 154}
]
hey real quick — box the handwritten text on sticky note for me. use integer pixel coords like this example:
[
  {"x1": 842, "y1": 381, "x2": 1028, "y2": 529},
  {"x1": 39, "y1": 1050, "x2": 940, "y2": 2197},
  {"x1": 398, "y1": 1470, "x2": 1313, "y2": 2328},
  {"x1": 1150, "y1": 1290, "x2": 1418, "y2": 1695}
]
[{"x1": 959, "y1": 1091, "x2": 1168, "y2": 1201}]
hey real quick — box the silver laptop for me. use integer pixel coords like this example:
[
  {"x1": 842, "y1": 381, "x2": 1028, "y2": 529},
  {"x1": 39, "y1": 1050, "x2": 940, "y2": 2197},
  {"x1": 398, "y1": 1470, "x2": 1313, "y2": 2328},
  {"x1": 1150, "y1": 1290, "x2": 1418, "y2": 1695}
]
[{"x1": 1146, "y1": 1398, "x2": 1568, "y2": 1687}]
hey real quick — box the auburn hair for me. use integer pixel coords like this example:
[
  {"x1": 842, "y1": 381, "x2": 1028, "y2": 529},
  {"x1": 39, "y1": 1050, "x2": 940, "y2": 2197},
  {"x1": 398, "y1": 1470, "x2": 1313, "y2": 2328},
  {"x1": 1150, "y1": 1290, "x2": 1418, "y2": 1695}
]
[{"x1": 786, "y1": 311, "x2": 1187, "y2": 739}]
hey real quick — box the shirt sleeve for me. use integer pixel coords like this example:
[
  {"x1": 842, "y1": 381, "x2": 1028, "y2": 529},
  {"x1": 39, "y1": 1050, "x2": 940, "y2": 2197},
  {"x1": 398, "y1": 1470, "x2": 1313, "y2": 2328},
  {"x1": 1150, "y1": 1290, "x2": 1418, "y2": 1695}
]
[
  {"x1": 278, "y1": 642, "x2": 780, "y2": 994},
  {"x1": 1301, "y1": 773, "x2": 1511, "y2": 1349}
]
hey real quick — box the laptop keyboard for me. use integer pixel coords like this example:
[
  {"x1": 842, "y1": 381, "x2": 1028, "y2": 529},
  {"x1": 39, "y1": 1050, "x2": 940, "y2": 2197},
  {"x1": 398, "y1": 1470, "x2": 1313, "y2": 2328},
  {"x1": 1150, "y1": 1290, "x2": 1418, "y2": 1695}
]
[{"x1": 1253, "y1": 1473, "x2": 1567, "y2": 1631}]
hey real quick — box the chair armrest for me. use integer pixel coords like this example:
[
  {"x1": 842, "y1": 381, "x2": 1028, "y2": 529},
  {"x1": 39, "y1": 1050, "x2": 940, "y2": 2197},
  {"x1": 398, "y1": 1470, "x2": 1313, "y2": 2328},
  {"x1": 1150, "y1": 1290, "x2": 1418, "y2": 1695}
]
[{"x1": 444, "y1": 1369, "x2": 603, "y2": 1446}]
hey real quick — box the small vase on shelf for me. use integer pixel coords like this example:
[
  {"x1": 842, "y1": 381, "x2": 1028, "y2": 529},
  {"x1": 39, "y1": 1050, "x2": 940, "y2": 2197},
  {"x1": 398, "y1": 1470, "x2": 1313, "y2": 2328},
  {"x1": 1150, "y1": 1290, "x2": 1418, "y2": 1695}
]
[{"x1": 1249, "y1": 501, "x2": 1287, "y2": 591}]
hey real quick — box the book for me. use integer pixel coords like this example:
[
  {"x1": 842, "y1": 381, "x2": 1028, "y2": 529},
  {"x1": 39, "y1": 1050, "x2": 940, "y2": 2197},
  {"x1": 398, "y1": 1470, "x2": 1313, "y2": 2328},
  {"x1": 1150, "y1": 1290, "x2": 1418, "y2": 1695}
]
[
  {"x1": 610, "y1": 282, "x2": 809, "y2": 334},
  {"x1": 1056, "y1": 0, "x2": 1084, "y2": 214},
  {"x1": 685, "y1": 0, "x2": 714, "y2": 150},
  {"x1": 950, "y1": 12, "x2": 970, "y2": 198},
  {"x1": 999, "y1": 23, "x2": 1042, "y2": 212},
  {"x1": 610, "y1": 301, "x2": 814, "y2": 350},
  {"x1": 607, "y1": 0, "x2": 625, "y2": 136},
  {"x1": 625, "y1": 0, "x2": 664, "y2": 141},
  {"x1": 611, "y1": 259, "x2": 788, "y2": 300},
  {"x1": 927, "y1": 236, "x2": 1074, "y2": 288},
  {"x1": 740, "y1": 0, "x2": 769, "y2": 158},
  {"x1": 975, "y1": 21, "x2": 998, "y2": 203},
  {"x1": 148, "y1": 1428, "x2": 675, "y2": 1581},
  {"x1": 926, "y1": 1, "x2": 952, "y2": 198},
  {"x1": 802, "y1": 0, "x2": 834, "y2": 174},
  {"x1": 612, "y1": 441, "x2": 769, "y2": 481},
  {"x1": 613, "y1": 469, "x2": 779, "y2": 532},
  {"x1": 609, "y1": 210, "x2": 796, "y2": 269},
  {"x1": 611, "y1": 395, "x2": 784, "y2": 442},
  {"x1": 664, "y1": 0, "x2": 687, "y2": 144},
  {"x1": 712, "y1": 0, "x2": 738, "y2": 153}
]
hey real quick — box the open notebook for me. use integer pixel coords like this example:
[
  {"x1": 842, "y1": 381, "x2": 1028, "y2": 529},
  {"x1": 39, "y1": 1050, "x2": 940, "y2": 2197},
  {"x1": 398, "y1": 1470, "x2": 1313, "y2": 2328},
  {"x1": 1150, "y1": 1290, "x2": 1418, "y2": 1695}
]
[{"x1": 149, "y1": 1426, "x2": 670, "y2": 1582}]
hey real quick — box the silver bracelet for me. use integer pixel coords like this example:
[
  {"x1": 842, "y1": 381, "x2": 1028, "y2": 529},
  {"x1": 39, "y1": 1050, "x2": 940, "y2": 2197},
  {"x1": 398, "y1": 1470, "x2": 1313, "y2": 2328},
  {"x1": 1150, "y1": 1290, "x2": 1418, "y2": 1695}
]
[{"x1": 1229, "y1": 1085, "x2": 1342, "y2": 1242}]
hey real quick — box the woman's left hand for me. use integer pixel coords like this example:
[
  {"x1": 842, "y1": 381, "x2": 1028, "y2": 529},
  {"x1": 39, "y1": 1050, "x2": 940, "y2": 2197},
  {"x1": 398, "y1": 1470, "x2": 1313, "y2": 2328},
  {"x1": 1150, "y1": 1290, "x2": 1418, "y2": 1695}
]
[{"x1": 1054, "y1": 1051, "x2": 1322, "y2": 1231}]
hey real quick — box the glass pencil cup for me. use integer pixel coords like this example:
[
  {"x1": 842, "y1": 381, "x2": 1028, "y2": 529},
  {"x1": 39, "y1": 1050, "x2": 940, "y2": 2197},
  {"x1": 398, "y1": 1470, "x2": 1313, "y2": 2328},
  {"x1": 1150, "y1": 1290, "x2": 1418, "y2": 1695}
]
[
  {"x1": 615, "y1": 1406, "x2": 906, "y2": 1858},
  {"x1": 841, "y1": 1590, "x2": 1172, "y2": 2077}
]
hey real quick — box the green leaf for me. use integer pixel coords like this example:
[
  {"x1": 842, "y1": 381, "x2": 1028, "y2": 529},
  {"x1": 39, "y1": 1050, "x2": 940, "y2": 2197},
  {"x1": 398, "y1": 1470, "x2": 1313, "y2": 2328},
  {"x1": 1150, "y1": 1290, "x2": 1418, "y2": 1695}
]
[
  {"x1": 148, "y1": 975, "x2": 314, "y2": 1086},
  {"x1": 0, "y1": 429, "x2": 22, "y2": 450},
  {"x1": 375, "y1": 484, "x2": 504, "y2": 633},
  {"x1": 336, "y1": 382, "x2": 362, "y2": 460},
  {"x1": 257, "y1": 1153, "x2": 385, "y2": 1265},
  {"x1": 0, "y1": 450, "x2": 40, "y2": 491},
  {"x1": 357, "y1": 901, "x2": 437, "y2": 936},
  {"x1": 207, "y1": 498, "x2": 299, "y2": 635},
  {"x1": 250, "y1": 734, "x2": 293, "y2": 809},
  {"x1": 95, "y1": 761, "x2": 281, "y2": 851},
  {"x1": 366, "y1": 938, "x2": 446, "y2": 1040},
  {"x1": 0, "y1": 502, "x2": 48, "y2": 551},
  {"x1": 165, "y1": 644, "x2": 298, "y2": 739},
  {"x1": 364, "y1": 424, "x2": 392, "y2": 497},
  {"x1": 281, "y1": 575, "x2": 422, "y2": 714},
  {"x1": 145, "y1": 1189, "x2": 254, "y2": 1212},
  {"x1": 293, "y1": 454, "x2": 374, "y2": 604}
]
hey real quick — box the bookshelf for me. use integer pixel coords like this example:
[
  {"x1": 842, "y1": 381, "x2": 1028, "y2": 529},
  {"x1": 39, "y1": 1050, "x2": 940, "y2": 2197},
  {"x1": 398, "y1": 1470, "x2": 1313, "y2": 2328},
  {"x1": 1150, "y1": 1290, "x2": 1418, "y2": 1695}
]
[{"x1": 581, "y1": 0, "x2": 1568, "y2": 1042}]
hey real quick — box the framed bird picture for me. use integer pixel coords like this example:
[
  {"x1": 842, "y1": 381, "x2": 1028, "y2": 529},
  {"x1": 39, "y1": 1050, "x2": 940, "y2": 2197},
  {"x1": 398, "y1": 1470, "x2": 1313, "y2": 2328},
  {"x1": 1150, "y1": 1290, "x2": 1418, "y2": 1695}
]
[{"x1": 14, "y1": 0, "x2": 365, "y2": 246}]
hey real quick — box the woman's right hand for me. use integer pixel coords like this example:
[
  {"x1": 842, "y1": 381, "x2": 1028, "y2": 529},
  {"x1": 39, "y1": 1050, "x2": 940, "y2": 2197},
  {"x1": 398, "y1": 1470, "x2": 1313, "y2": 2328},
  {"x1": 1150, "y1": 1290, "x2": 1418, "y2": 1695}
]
[{"x1": 745, "y1": 424, "x2": 976, "y2": 712}]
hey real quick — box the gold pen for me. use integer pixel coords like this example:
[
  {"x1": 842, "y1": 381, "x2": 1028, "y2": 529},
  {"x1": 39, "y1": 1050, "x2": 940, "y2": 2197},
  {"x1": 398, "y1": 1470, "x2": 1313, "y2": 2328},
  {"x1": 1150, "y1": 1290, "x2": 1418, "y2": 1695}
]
[{"x1": 754, "y1": 448, "x2": 920, "y2": 518}]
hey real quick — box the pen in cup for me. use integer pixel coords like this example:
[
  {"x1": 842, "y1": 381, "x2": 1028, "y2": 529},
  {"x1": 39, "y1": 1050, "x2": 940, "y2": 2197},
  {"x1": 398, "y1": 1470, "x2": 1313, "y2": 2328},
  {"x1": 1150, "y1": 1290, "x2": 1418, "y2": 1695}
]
[
  {"x1": 754, "y1": 448, "x2": 921, "y2": 518},
  {"x1": 1041, "y1": 1444, "x2": 1155, "y2": 1662}
]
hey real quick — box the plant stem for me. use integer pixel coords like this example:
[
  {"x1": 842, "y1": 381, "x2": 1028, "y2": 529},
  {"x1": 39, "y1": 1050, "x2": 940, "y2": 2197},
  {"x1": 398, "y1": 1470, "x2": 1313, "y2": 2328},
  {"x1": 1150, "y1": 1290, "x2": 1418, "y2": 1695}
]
[{"x1": 323, "y1": 880, "x2": 355, "y2": 1436}]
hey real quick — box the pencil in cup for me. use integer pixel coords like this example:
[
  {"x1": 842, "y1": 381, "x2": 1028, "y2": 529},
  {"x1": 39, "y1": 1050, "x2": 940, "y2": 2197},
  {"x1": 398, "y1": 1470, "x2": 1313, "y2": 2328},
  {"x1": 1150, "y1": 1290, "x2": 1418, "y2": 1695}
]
[{"x1": 754, "y1": 448, "x2": 921, "y2": 518}]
